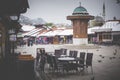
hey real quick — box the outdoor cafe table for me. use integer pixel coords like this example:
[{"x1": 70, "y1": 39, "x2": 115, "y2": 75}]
[
  {"x1": 58, "y1": 57, "x2": 78, "y2": 72},
  {"x1": 58, "y1": 57, "x2": 75, "y2": 61},
  {"x1": 57, "y1": 56, "x2": 79, "y2": 64}
]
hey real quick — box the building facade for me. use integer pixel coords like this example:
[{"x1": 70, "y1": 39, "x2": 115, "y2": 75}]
[
  {"x1": 91, "y1": 20, "x2": 120, "y2": 45},
  {"x1": 67, "y1": 3, "x2": 94, "y2": 45}
]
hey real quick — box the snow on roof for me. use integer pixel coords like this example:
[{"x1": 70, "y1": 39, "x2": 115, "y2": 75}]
[
  {"x1": 30, "y1": 32, "x2": 40, "y2": 37},
  {"x1": 36, "y1": 31, "x2": 47, "y2": 37},
  {"x1": 38, "y1": 30, "x2": 63, "y2": 37},
  {"x1": 22, "y1": 25, "x2": 35, "y2": 31},
  {"x1": 102, "y1": 21, "x2": 119, "y2": 28},
  {"x1": 22, "y1": 28, "x2": 42, "y2": 36},
  {"x1": 91, "y1": 21, "x2": 120, "y2": 32},
  {"x1": 88, "y1": 27, "x2": 100, "y2": 34},
  {"x1": 57, "y1": 29, "x2": 73, "y2": 36},
  {"x1": 112, "y1": 24, "x2": 120, "y2": 31},
  {"x1": 20, "y1": 21, "x2": 120, "y2": 38}
]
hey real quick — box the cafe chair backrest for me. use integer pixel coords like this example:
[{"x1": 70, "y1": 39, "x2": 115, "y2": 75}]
[
  {"x1": 36, "y1": 48, "x2": 45, "y2": 54},
  {"x1": 73, "y1": 51, "x2": 78, "y2": 58},
  {"x1": 86, "y1": 53, "x2": 93, "y2": 66},
  {"x1": 69, "y1": 50, "x2": 78, "y2": 58},
  {"x1": 54, "y1": 49, "x2": 61, "y2": 58},
  {"x1": 69, "y1": 50, "x2": 74, "y2": 57},
  {"x1": 60, "y1": 48, "x2": 67, "y2": 55},
  {"x1": 79, "y1": 52, "x2": 86, "y2": 64},
  {"x1": 46, "y1": 55, "x2": 54, "y2": 68}
]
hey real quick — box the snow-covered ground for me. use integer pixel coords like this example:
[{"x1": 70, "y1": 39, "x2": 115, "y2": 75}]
[{"x1": 15, "y1": 44, "x2": 120, "y2": 80}]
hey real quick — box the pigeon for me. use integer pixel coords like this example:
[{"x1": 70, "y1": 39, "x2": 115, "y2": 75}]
[
  {"x1": 99, "y1": 55, "x2": 102, "y2": 57},
  {"x1": 102, "y1": 56, "x2": 105, "y2": 58},
  {"x1": 98, "y1": 60, "x2": 102, "y2": 63},
  {"x1": 113, "y1": 52, "x2": 117, "y2": 55},
  {"x1": 109, "y1": 57, "x2": 112, "y2": 60},
  {"x1": 112, "y1": 57, "x2": 116, "y2": 59},
  {"x1": 99, "y1": 55, "x2": 105, "y2": 59},
  {"x1": 113, "y1": 49, "x2": 117, "y2": 55},
  {"x1": 96, "y1": 49, "x2": 99, "y2": 51}
]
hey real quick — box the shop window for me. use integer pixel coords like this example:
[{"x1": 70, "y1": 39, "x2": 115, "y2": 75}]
[{"x1": 103, "y1": 34, "x2": 111, "y2": 39}]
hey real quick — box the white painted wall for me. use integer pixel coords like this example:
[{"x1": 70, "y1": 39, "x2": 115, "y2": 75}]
[{"x1": 73, "y1": 38, "x2": 88, "y2": 45}]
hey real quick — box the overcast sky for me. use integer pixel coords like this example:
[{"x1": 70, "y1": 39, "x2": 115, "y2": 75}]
[{"x1": 23, "y1": 0, "x2": 120, "y2": 24}]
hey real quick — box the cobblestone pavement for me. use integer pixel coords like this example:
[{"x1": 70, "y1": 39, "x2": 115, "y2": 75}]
[{"x1": 15, "y1": 44, "x2": 120, "y2": 80}]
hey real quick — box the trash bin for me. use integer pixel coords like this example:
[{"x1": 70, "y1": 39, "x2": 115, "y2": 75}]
[{"x1": 17, "y1": 54, "x2": 35, "y2": 80}]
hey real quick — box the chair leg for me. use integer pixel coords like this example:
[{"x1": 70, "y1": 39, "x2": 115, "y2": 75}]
[
  {"x1": 91, "y1": 76, "x2": 95, "y2": 80},
  {"x1": 85, "y1": 66, "x2": 88, "y2": 75},
  {"x1": 91, "y1": 66, "x2": 93, "y2": 75},
  {"x1": 91, "y1": 66, "x2": 95, "y2": 80},
  {"x1": 79, "y1": 67, "x2": 86, "y2": 76}
]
